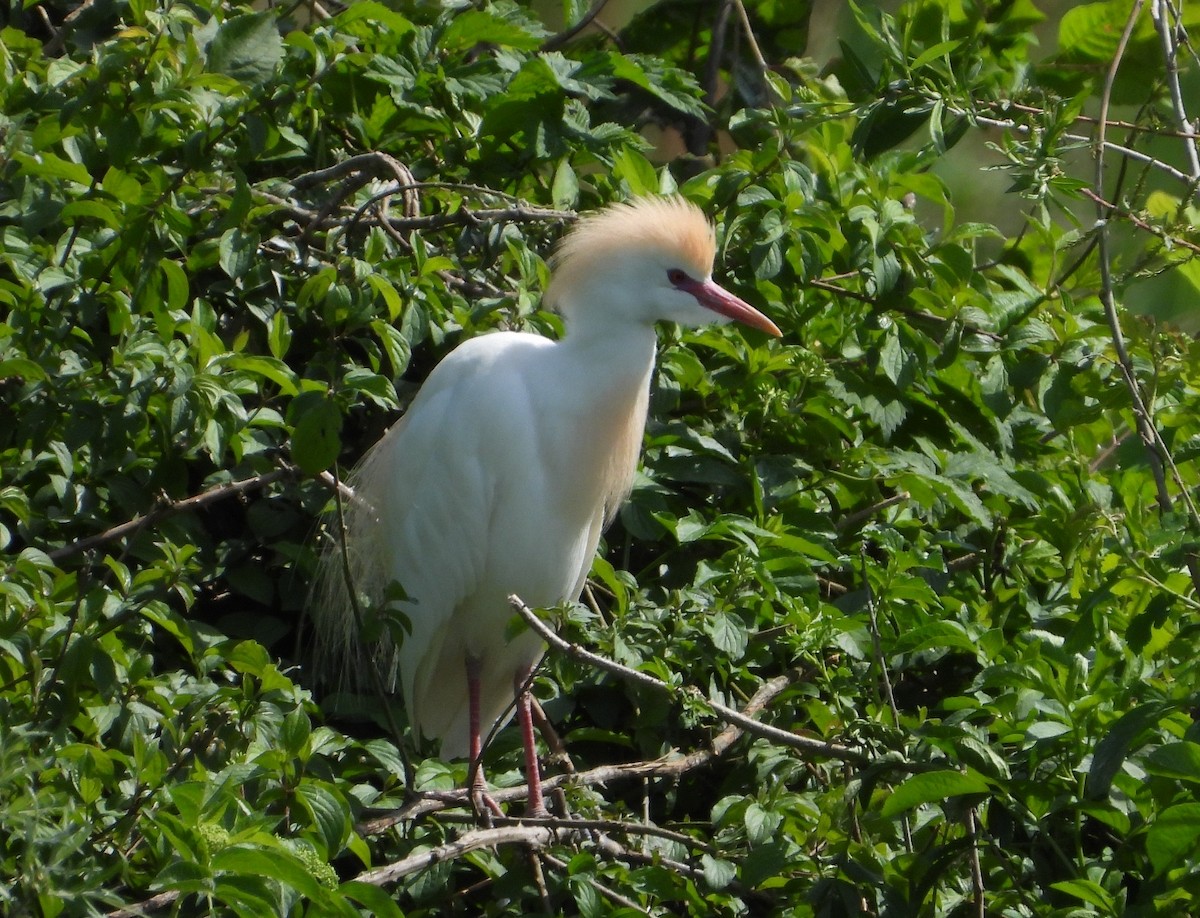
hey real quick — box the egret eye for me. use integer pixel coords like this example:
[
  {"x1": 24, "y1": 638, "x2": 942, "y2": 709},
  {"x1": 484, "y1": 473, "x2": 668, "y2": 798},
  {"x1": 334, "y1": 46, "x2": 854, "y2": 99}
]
[{"x1": 667, "y1": 268, "x2": 689, "y2": 285}]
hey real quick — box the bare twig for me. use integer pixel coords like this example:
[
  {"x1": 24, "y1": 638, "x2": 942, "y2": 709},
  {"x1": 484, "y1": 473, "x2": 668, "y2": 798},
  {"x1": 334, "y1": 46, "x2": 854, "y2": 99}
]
[
  {"x1": 1093, "y1": 2, "x2": 1200, "y2": 530},
  {"x1": 966, "y1": 110, "x2": 1196, "y2": 186},
  {"x1": 541, "y1": 0, "x2": 613, "y2": 52},
  {"x1": 986, "y1": 99, "x2": 1199, "y2": 139},
  {"x1": 1151, "y1": 0, "x2": 1200, "y2": 190},
  {"x1": 732, "y1": 0, "x2": 770, "y2": 83},
  {"x1": 507, "y1": 594, "x2": 868, "y2": 763},
  {"x1": 1078, "y1": 187, "x2": 1200, "y2": 255},
  {"x1": 43, "y1": 468, "x2": 292, "y2": 564},
  {"x1": 355, "y1": 825, "x2": 559, "y2": 887},
  {"x1": 836, "y1": 492, "x2": 911, "y2": 532},
  {"x1": 541, "y1": 851, "x2": 649, "y2": 914}
]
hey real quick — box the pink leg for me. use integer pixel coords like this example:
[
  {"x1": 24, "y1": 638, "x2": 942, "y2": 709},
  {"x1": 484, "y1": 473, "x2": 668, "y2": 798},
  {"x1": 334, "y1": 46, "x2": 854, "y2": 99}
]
[
  {"x1": 465, "y1": 656, "x2": 501, "y2": 819},
  {"x1": 515, "y1": 666, "x2": 549, "y2": 818}
]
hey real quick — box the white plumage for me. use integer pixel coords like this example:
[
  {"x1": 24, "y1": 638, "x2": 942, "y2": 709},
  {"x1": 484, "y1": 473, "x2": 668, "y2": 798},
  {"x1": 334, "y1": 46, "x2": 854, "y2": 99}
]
[{"x1": 312, "y1": 196, "x2": 780, "y2": 814}]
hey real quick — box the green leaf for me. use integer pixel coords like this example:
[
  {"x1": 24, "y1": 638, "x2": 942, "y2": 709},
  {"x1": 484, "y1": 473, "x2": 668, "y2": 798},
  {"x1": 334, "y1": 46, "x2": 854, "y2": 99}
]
[
  {"x1": 1147, "y1": 804, "x2": 1200, "y2": 875},
  {"x1": 1050, "y1": 878, "x2": 1115, "y2": 911},
  {"x1": 294, "y1": 782, "x2": 351, "y2": 856},
  {"x1": 340, "y1": 881, "x2": 406, "y2": 917},
  {"x1": 13, "y1": 151, "x2": 91, "y2": 186},
  {"x1": 1086, "y1": 703, "x2": 1169, "y2": 799},
  {"x1": 0, "y1": 358, "x2": 47, "y2": 381},
  {"x1": 366, "y1": 274, "x2": 404, "y2": 322},
  {"x1": 881, "y1": 770, "x2": 989, "y2": 817},
  {"x1": 290, "y1": 395, "x2": 342, "y2": 474},
  {"x1": 208, "y1": 11, "x2": 285, "y2": 85},
  {"x1": 701, "y1": 854, "x2": 736, "y2": 890},
  {"x1": 890, "y1": 621, "x2": 977, "y2": 655},
  {"x1": 218, "y1": 228, "x2": 259, "y2": 280},
  {"x1": 225, "y1": 354, "x2": 298, "y2": 396},
  {"x1": 159, "y1": 259, "x2": 190, "y2": 312},
  {"x1": 612, "y1": 147, "x2": 659, "y2": 197},
  {"x1": 1146, "y1": 742, "x2": 1200, "y2": 783},
  {"x1": 552, "y1": 160, "x2": 579, "y2": 209},
  {"x1": 439, "y1": 9, "x2": 543, "y2": 52}
]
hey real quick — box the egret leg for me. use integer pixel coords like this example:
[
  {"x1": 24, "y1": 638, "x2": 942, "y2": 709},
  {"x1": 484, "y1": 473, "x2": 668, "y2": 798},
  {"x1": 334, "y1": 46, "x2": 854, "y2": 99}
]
[
  {"x1": 465, "y1": 655, "x2": 502, "y2": 820},
  {"x1": 515, "y1": 665, "x2": 549, "y2": 818}
]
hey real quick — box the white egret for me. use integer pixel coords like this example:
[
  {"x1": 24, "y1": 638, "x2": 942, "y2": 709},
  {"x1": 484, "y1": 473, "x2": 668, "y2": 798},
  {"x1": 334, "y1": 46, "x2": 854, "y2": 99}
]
[{"x1": 312, "y1": 196, "x2": 781, "y2": 816}]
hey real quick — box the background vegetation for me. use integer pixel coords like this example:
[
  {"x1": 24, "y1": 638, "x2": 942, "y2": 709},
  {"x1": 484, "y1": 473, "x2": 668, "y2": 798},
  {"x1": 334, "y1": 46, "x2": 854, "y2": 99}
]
[{"x1": 3, "y1": 0, "x2": 1200, "y2": 913}]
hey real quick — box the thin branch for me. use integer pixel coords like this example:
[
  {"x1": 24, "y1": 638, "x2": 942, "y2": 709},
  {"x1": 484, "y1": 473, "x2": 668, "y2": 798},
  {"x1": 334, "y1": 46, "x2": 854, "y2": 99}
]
[
  {"x1": 1093, "y1": 2, "x2": 1199, "y2": 524},
  {"x1": 1079, "y1": 186, "x2": 1200, "y2": 255},
  {"x1": 987, "y1": 99, "x2": 1199, "y2": 139},
  {"x1": 508, "y1": 594, "x2": 868, "y2": 763},
  {"x1": 1151, "y1": 0, "x2": 1200, "y2": 190},
  {"x1": 836, "y1": 492, "x2": 911, "y2": 532},
  {"x1": 355, "y1": 826, "x2": 559, "y2": 887},
  {"x1": 540, "y1": 851, "x2": 649, "y2": 914},
  {"x1": 43, "y1": 468, "x2": 292, "y2": 564},
  {"x1": 541, "y1": 0, "x2": 613, "y2": 52},
  {"x1": 732, "y1": 0, "x2": 770, "y2": 83},
  {"x1": 967, "y1": 110, "x2": 1197, "y2": 186},
  {"x1": 967, "y1": 806, "x2": 986, "y2": 918}
]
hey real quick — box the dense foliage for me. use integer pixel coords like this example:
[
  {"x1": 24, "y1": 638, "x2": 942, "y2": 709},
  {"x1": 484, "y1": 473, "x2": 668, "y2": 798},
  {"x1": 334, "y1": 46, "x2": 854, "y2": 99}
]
[{"x1": 3, "y1": 0, "x2": 1200, "y2": 913}]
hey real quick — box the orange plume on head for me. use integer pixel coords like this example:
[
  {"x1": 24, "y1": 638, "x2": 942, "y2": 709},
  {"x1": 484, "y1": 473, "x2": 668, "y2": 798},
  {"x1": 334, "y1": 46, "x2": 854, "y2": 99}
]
[{"x1": 546, "y1": 196, "x2": 716, "y2": 312}]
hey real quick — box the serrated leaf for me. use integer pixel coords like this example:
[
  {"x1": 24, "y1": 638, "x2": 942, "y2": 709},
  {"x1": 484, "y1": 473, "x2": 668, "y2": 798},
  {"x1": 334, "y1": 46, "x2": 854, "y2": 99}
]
[{"x1": 705, "y1": 611, "x2": 747, "y2": 658}]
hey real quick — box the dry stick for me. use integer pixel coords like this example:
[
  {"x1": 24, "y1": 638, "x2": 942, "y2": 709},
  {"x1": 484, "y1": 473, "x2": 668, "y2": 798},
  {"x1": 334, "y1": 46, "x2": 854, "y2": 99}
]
[
  {"x1": 290, "y1": 151, "x2": 419, "y2": 217},
  {"x1": 507, "y1": 594, "x2": 867, "y2": 763},
  {"x1": 355, "y1": 826, "x2": 559, "y2": 887},
  {"x1": 836, "y1": 492, "x2": 911, "y2": 532}
]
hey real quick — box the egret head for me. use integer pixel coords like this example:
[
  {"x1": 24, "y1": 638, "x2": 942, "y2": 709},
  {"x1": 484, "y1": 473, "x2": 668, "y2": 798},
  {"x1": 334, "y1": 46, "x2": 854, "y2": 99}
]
[{"x1": 546, "y1": 196, "x2": 781, "y2": 337}]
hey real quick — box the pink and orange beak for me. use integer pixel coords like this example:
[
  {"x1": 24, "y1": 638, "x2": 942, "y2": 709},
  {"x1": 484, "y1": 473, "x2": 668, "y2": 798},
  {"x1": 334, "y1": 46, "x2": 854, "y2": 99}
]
[{"x1": 680, "y1": 276, "x2": 782, "y2": 337}]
